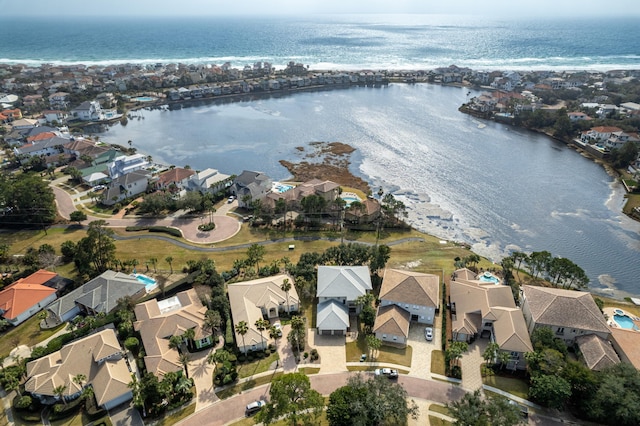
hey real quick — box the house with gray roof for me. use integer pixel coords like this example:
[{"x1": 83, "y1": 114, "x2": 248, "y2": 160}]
[
  {"x1": 46, "y1": 270, "x2": 146, "y2": 324},
  {"x1": 230, "y1": 170, "x2": 272, "y2": 208},
  {"x1": 316, "y1": 265, "x2": 371, "y2": 336},
  {"x1": 520, "y1": 285, "x2": 611, "y2": 346},
  {"x1": 379, "y1": 269, "x2": 439, "y2": 325},
  {"x1": 102, "y1": 170, "x2": 150, "y2": 206},
  {"x1": 575, "y1": 334, "x2": 620, "y2": 371}
]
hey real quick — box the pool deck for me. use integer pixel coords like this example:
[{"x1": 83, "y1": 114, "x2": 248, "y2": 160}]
[{"x1": 604, "y1": 307, "x2": 640, "y2": 330}]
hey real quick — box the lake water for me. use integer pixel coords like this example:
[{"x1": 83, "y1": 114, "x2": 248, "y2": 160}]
[{"x1": 99, "y1": 84, "x2": 640, "y2": 297}]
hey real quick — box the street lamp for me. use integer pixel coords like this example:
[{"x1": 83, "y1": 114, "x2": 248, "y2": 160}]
[{"x1": 376, "y1": 187, "x2": 384, "y2": 245}]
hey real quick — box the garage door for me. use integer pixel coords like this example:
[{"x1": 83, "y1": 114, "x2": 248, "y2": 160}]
[
  {"x1": 321, "y1": 329, "x2": 332, "y2": 335},
  {"x1": 333, "y1": 330, "x2": 344, "y2": 336}
]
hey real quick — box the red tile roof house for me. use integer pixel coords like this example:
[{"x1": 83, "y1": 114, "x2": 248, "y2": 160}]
[
  {"x1": 156, "y1": 167, "x2": 195, "y2": 194},
  {"x1": 0, "y1": 269, "x2": 58, "y2": 326}
]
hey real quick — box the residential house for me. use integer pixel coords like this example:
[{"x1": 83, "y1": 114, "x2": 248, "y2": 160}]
[
  {"x1": 520, "y1": 285, "x2": 611, "y2": 346},
  {"x1": 316, "y1": 266, "x2": 372, "y2": 336},
  {"x1": 107, "y1": 153, "x2": 149, "y2": 178},
  {"x1": 344, "y1": 198, "x2": 381, "y2": 224},
  {"x1": 48, "y1": 92, "x2": 70, "y2": 109},
  {"x1": 134, "y1": 289, "x2": 211, "y2": 377},
  {"x1": 0, "y1": 270, "x2": 58, "y2": 326},
  {"x1": 187, "y1": 168, "x2": 231, "y2": 194},
  {"x1": 42, "y1": 110, "x2": 69, "y2": 124},
  {"x1": 580, "y1": 126, "x2": 623, "y2": 145},
  {"x1": 70, "y1": 100, "x2": 103, "y2": 121},
  {"x1": 567, "y1": 111, "x2": 592, "y2": 122},
  {"x1": 575, "y1": 334, "x2": 620, "y2": 371},
  {"x1": 230, "y1": 170, "x2": 273, "y2": 208},
  {"x1": 25, "y1": 328, "x2": 132, "y2": 410},
  {"x1": 10, "y1": 118, "x2": 39, "y2": 130},
  {"x1": 45, "y1": 270, "x2": 146, "y2": 324},
  {"x1": 14, "y1": 136, "x2": 69, "y2": 163},
  {"x1": 156, "y1": 167, "x2": 195, "y2": 194},
  {"x1": 102, "y1": 170, "x2": 150, "y2": 206},
  {"x1": 373, "y1": 304, "x2": 411, "y2": 347},
  {"x1": 378, "y1": 269, "x2": 440, "y2": 325},
  {"x1": 228, "y1": 275, "x2": 299, "y2": 353},
  {"x1": 610, "y1": 328, "x2": 640, "y2": 370},
  {"x1": 450, "y1": 269, "x2": 532, "y2": 370}
]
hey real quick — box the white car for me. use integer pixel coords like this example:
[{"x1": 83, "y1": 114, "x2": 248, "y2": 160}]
[
  {"x1": 425, "y1": 327, "x2": 433, "y2": 341},
  {"x1": 228, "y1": 196, "x2": 235, "y2": 203},
  {"x1": 245, "y1": 400, "x2": 265, "y2": 416},
  {"x1": 273, "y1": 322, "x2": 282, "y2": 337},
  {"x1": 374, "y1": 368, "x2": 398, "y2": 379}
]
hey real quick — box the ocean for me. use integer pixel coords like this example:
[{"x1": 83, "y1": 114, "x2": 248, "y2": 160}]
[
  {"x1": 2, "y1": 15, "x2": 640, "y2": 296},
  {"x1": 1, "y1": 15, "x2": 639, "y2": 71}
]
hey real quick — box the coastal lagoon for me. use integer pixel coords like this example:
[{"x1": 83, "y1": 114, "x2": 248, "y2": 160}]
[{"x1": 100, "y1": 84, "x2": 640, "y2": 297}]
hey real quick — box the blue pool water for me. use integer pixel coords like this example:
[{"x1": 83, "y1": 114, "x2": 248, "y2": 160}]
[
  {"x1": 134, "y1": 273, "x2": 157, "y2": 287},
  {"x1": 479, "y1": 272, "x2": 501, "y2": 285},
  {"x1": 273, "y1": 184, "x2": 293, "y2": 193},
  {"x1": 132, "y1": 96, "x2": 156, "y2": 102},
  {"x1": 614, "y1": 314, "x2": 639, "y2": 331}
]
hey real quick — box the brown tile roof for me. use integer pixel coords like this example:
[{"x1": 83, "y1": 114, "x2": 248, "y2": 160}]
[
  {"x1": 522, "y1": 286, "x2": 610, "y2": 334},
  {"x1": 134, "y1": 289, "x2": 207, "y2": 377},
  {"x1": 373, "y1": 304, "x2": 410, "y2": 338},
  {"x1": 492, "y1": 308, "x2": 534, "y2": 353},
  {"x1": 157, "y1": 167, "x2": 196, "y2": 185},
  {"x1": 576, "y1": 334, "x2": 620, "y2": 371},
  {"x1": 25, "y1": 329, "x2": 130, "y2": 407},
  {"x1": 380, "y1": 269, "x2": 439, "y2": 308},
  {"x1": 591, "y1": 126, "x2": 623, "y2": 133},
  {"x1": 610, "y1": 327, "x2": 640, "y2": 370}
]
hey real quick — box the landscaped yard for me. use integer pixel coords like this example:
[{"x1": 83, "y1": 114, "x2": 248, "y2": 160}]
[
  {"x1": 430, "y1": 350, "x2": 446, "y2": 375},
  {"x1": 345, "y1": 334, "x2": 413, "y2": 367},
  {"x1": 153, "y1": 403, "x2": 196, "y2": 426},
  {"x1": 217, "y1": 372, "x2": 283, "y2": 400},
  {"x1": 236, "y1": 351, "x2": 280, "y2": 379},
  {"x1": 0, "y1": 314, "x2": 67, "y2": 358},
  {"x1": 482, "y1": 373, "x2": 529, "y2": 399}
]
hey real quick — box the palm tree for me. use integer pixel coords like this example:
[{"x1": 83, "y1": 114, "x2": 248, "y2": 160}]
[
  {"x1": 203, "y1": 310, "x2": 222, "y2": 341},
  {"x1": 72, "y1": 373, "x2": 87, "y2": 393},
  {"x1": 165, "y1": 256, "x2": 174, "y2": 274},
  {"x1": 179, "y1": 353, "x2": 190, "y2": 378},
  {"x1": 182, "y1": 328, "x2": 196, "y2": 351},
  {"x1": 175, "y1": 374, "x2": 192, "y2": 396},
  {"x1": 290, "y1": 315, "x2": 305, "y2": 356},
  {"x1": 280, "y1": 278, "x2": 292, "y2": 315},
  {"x1": 131, "y1": 259, "x2": 139, "y2": 273},
  {"x1": 150, "y1": 257, "x2": 158, "y2": 273},
  {"x1": 169, "y1": 334, "x2": 183, "y2": 351},
  {"x1": 207, "y1": 349, "x2": 230, "y2": 376},
  {"x1": 365, "y1": 334, "x2": 382, "y2": 361},
  {"x1": 255, "y1": 318, "x2": 268, "y2": 350},
  {"x1": 235, "y1": 321, "x2": 249, "y2": 354},
  {"x1": 53, "y1": 384, "x2": 67, "y2": 406},
  {"x1": 269, "y1": 325, "x2": 280, "y2": 348}
]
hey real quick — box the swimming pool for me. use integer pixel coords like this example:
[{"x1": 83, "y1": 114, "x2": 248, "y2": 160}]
[
  {"x1": 132, "y1": 96, "x2": 156, "y2": 102},
  {"x1": 272, "y1": 183, "x2": 293, "y2": 193},
  {"x1": 340, "y1": 193, "x2": 362, "y2": 207},
  {"x1": 613, "y1": 314, "x2": 639, "y2": 331},
  {"x1": 478, "y1": 272, "x2": 501, "y2": 285},
  {"x1": 133, "y1": 273, "x2": 157, "y2": 291}
]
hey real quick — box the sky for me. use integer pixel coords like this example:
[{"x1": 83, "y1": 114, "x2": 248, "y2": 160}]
[{"x1": 1, "y1": 0, "x2": 639, "y2": 17}]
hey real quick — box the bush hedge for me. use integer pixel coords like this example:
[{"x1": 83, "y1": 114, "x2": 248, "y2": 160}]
[{"x1": 125, "y1": 225, "x2": 182, "y2": 238}]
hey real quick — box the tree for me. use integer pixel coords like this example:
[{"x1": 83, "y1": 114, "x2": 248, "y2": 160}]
[
  {"x1": 583, "y1": 362, "x2": 640, "y2": 426},
  {"x1": 203, "y1": 310, "x2": 222, "y2": 339},
  {"x1": 74, "y1": 220, "x2": 116, "y2": 275},
  {"x1": 483, "y1": 342, "x2": 500, "y2": 365},
  {"x1": 235, "y1": 321, "x2": 249, "y2": 353},
  {"x1": 169, "y1": 334, "x2": 183, "y2": 351},
  {"x1": 149, "y1": 257, "x2": 158, "y2": 273},
  {"x1": 446, "y1": 341, "x2": 469, "y2": 369},
  {"x1": 281, "y1": 278, "x2": 292, "y2": 314},
  {"x1": 182, "y1": 327, "x2": 195, "y2": 350},
  {"x1": 365, "y1": 334, "x2": 382, "y2": 360},
  {"x1": 447, "y1": 389, "x2": 524, "y2": 426},
  {"x1": 179, "y1": 353, "x2": 191, "y2": 378},
  {"x1": 124, "y1": 337, "x2": 140, "y2": 352},
  {"x1": 255, "y1": 318, "x2": 269, "y2": 350},
  {"x1": 327, "y1": 374, "x2": 418, "y2": 426},
  {"x1": 529, "y1": 374, "x2": 571, "y2": 409},
  {"x1": 255, "y1": 372, "x2": 324, "y2": 426},
  {"x1": 359, "y1": 304, "x2": 376, "y2": 334},
  {"x1": 288, "y1": 315, "x2": 306, "y2": 357},
  {"x1": 73, "y1": 373, "x2": 87, "y2": 392},
  {"x1": 60, "y1": 240, "x2": 76, "y2": 262},
  {"x1": 69, "y1": 210, "x2": 87, "y2": 225},
  {"x1": 165, "y1": 256, "x2": 174, "y2": 274},
  {"x1": 246, "y1": 243, "x2": 266, "y2": 271},
  {"x1": 53, "y1": 384, "x2": 67, "y2": 406},
  {"x1": 207, "y1": 349, "x2": 230, "y2": 376}
]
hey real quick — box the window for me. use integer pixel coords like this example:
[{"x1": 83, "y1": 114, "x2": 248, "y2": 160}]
[
  {"x1": 484, "y1": 322, "x2": 492, "y2": 327},
  {"x1": 556, "y1": 327, "x2": 565, "y2": 335},
  {"x1": 510, "y1": 351, "x2": 519, "y2": 358},
  {"x1": 382, "y1": 334, "x2": 387, "y2": 339},
  {"x1": 392, "y1": 336, "x2": 397, "y2": 341}
]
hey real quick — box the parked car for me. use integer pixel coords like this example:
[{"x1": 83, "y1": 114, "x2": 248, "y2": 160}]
[
  {"x1": 273, "y1": 322, "x2": 282, "y2": 337},
  {"x1": 425, "y1": 327, "x2": 433, "y2": 341},
  {"x1": 228, "y1": 195, "x2": 235, "y2": 203},
  {"x1": 374, "y1": 368, "x2": 398, "y2": 379},
  {"x1": 508, "y1": 400, "x2": 529, "y2": 418},
  {"x1": 92, "y1": 184, "x2": 106, "y2": 191},
  {"x1": 245, "y1": 400, "x2": 265, "y2": 416}
]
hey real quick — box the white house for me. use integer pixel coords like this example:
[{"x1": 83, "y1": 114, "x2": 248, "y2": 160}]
[
  {"x1": 107, "y1": 153, "x2": 149, "y2": 178},
  {"x1": 71, "y1": 100, "x2": 103, "y2": 121},
  {"x1": 378, "y1": 269, "x2": 440, "y2": 325}
]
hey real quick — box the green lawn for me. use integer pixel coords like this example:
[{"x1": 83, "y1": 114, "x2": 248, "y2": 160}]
[
  {"x1": 0, "y1": 315, "x2": 67, "y2": 358},
  {"x1": 346, "y1": 365, "x2": 409, "y2": 374},
  {"x1": 217, "y1": 372, "x2": 283, "y2": 400},
  {"x1": 298, "y1": 367, "x2": 321, "y2": 375},
  {"x1": 482, "y1": 373, "x2": 529, "y2": 399},
  {"x1": 431, "y1": 350, "x2": 446, "y2": 375},
  {"x1": 428, "y1": 415, "x2": 453, "y2": 426},
  {"x1": 153, "y1": 403, "x2": 196, "y2": 426},
  {"x1": 429, "y1": 403, "x2": 450, "y2": 416},
  {"x1": 236, "y1": 352, "x2": 280, "y2": 379},
  {"x1": 345, "y1": 335, "x2": 412, "y2": 367}
]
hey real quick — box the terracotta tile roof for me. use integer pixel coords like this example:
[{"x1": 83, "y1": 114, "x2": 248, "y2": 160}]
[
  {"x1": 379, "y1": 269, "x2": 439, "y2": 308},
  {"x1": 522, "y1": 285, "x2": 610, "y2": 335},
  {"x1": 576, "y1": 334, "x2": 620, "y2": 371},
  {"x1": 591, "y1": 126, "x2": 623, "y2": 133},
  {"x1": 0, "y1": 270, "x2": 57, "y2": 320},
  {"x1": 27, "y1": 132, "x2": 56, "y2": 142},
  {"x1": 157, "y1": 167, "x2": 196, "y2": 185},
  {"x1": 373, "y1": 304, "x2": 410, "y2": 338}
]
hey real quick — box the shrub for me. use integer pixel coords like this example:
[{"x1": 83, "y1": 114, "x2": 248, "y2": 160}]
[
  {"x1": 227, "y1": 353, "x2": 237, "y2": 364},
  {"x1": 15, "y1": 395, "x2": 32, "y2": 409},
  {"x1": 303, "y1": 352, "x2": 309, "y2": 359},
  {"x1": 124, "y1": 337, "x2": 140, "y2": 352},
  {"x1": 268, "y1": 343, "x2": 276, "y2": 351},
  {"x1": 450, "y1": 365, "x2": 462, "y2": 379}
]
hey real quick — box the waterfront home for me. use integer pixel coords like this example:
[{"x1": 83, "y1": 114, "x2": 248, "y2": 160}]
[
  {"x1": 450, "y1": 268, "x2": 532, "y2": 370},
  {"x1": 520, "y1": 285, "x2": 611, "y2": 346},
  {"x1": 107, "y1": 153, "x2": 149, "y2": 178},
  {"x1": 580, "y1": 126, "x2": 623, "y2": 145},
  {"x1": 228, "y1": 275, "x2": 299, "y2": 353},
  {"x1": 10, "y1": 118, "x2": 39, "y2": 130},
  {"x1": 0, "y1": 269, "x2": 58, "y2": 326},
  {"x1": 567, "y1": 111, "x2": 592, "y2": 122},
  {"x1": 575, "y1": 334, "x2": 620, "y2": 371},
  {"x1": 102, "y1": 170, "x2": 150, "y2": 206},
  {"x1": 45, "y1": 270, "x2": 145, "y2": 324},
  {"x1": 344, "y1": 198, "x2": 381, "y2": 224},
  {"x1": 373, "y1": 304, "x2": 411, "y2": 347},
  {"x1": 25, "y1": 328, "x2": 132, "y2": 410},
  {"x1": 610, "y1": 327, "x2": 640, "y2": 370},
  {"x1": 156, "y1": 167, "x2": 195, "y2": 194},
  {"x1": 378, "y1": 269, "x2": 439, "y2": 325},
  {"x1": 13, "y1": 136, "x2": 69, "y2": 163},
  {"x1": 48, "y1": 91, "x2": 70, "y2": 109},
  {"x1": 230, "y1": 170, "x2": 273, "y2": 208},
  {"x1": 316, "y1": 266, "x2": 372, "y2": 336},
  {"x1": 187, "y1": 167, "x2": 231, "y2": 194},
  {"x1": 70, "y1": 100, "x2": 103, "y2": 121},
  {"x1": 42, "y1": 109, "x2": 69, "y2": 124},
  {"x1": 134, "y1": 289, "x2": 211, "y2": 377}
]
